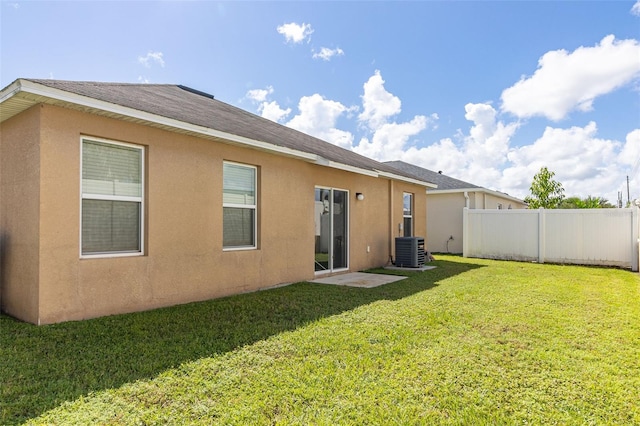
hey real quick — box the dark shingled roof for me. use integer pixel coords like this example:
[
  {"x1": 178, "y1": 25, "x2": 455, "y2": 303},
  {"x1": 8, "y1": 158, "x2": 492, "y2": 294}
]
[
  {"x1": 24, "y1": 79, "x2": 429, "y2": 183},
  {"x1": 384, "y1": 161, "x2": 480, "y2": 190}
]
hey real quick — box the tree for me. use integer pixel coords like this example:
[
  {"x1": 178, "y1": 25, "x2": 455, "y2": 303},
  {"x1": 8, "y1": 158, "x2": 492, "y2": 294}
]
[
  {"x1": 558, "y1": 196, "x2": 581, "y2": 209},
  {"x1": 524, "y1": 167, "x2": 565, "y2": 209},
  {"x1": 559, "y1": 195, "x2": 615, "y2": 209},
  {"x1": 593, "y1": 197, "x2": 615, "y2": 208}
]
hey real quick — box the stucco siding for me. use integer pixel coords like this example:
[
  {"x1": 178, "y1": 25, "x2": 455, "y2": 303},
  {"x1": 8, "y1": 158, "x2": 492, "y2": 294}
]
[
  {"x1": 0, "y1": 105, "x2": 41, "y2": 323},
  {"x1": 22, "y1": 105, "x2": 425, "y2": 324}
]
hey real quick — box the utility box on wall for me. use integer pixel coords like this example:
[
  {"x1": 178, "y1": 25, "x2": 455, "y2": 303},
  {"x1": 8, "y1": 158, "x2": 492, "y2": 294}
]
[{"x1": 395, "y1": 237, "x2": 426, "y2": 268}]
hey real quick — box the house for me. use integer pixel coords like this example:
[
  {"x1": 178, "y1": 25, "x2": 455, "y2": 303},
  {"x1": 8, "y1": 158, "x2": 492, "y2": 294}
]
[
  {"x1": 385, "y1": 161, "x2": 527, "y2": 254},
  {"x1": 0, "y1": 79, "x2": 436, "y2": 325}
]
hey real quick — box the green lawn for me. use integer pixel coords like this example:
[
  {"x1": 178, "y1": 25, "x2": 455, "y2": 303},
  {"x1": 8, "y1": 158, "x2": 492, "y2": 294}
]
[{"x1": 2, "y1": 255, "x2": 639, "y2": 425}]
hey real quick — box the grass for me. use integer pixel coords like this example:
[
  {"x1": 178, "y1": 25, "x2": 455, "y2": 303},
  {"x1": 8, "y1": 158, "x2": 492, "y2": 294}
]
[{"x1": 2, "y1": 255, "x2": 639, "y2": 425}]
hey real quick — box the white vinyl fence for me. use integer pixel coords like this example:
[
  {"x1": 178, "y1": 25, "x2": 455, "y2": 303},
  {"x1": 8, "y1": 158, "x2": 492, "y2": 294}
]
[{"x1": 463, "y1": 207, "x2": 639, "y2": 271}]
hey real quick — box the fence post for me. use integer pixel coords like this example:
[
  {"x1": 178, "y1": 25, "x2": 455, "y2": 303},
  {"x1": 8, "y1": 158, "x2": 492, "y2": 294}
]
[
  {"x1": 538, "y1": 208, "x2": 545, "y2": 264},
  {"x1": 463, "y1": 207, "x2": 469, "y2": 258},
  {"x1": 632, "y1": 206, "x2": 639, "y2": 272}
]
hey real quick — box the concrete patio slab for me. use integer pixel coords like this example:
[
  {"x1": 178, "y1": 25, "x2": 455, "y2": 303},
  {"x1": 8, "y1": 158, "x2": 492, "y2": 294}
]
[
  {"x1": 310, "y1": 272, "x2": 407, "y2": 288},
  {"x1": 384, "y1": 265, "x2": 437, "y2": 272}
]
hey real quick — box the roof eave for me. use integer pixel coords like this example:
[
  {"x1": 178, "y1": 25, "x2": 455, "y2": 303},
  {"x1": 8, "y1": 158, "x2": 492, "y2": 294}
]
[
  {"x1": 1, "y1": 79, "x2": 434, "y2": 188},
  {"x1": 1, "y1": 79, "x2": 320, "y2": 163}
]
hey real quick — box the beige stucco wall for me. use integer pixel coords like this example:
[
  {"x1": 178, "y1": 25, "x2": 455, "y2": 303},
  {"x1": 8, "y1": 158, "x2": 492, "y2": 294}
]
[
  {"x1": 3, "y1": 104, "x2": 426, "y2": 324},
  {"x1": 0, "y1": 105, "x2": 41, "y2": 324}
]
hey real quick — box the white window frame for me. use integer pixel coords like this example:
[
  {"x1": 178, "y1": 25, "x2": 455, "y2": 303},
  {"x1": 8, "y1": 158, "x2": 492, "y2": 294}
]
[
  {"x1": 80, "y1": 136, "x2": 145, "y2": 258},
  {"x1": 223, "y1": 161, "x2": 258, "y2": 251},
  {"x1": 403, "y1": 192, "x2": 413, "y2": 237}
]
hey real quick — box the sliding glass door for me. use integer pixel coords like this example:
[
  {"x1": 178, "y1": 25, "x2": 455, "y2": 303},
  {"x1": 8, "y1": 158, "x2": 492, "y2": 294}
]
[{"x1": 314, "y1": 187, "x2": 348, "y2": 273}]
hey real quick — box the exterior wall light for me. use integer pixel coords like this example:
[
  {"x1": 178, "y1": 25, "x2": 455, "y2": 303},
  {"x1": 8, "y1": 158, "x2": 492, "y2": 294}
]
[{"x1": 356, "y1": 193, "x2": 365, "y2": 201}]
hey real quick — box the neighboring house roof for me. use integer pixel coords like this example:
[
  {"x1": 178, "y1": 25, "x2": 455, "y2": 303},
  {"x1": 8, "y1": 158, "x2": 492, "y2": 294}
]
[
  {"x1": 0, "y1": 78, "x2": 436, "y2": 188},
  {"x1": 384, "y1": 160, "x2": 526, "y2": 204},
  {"x1": 384, "y1": 160, "x2": 480, "y2": 191}
]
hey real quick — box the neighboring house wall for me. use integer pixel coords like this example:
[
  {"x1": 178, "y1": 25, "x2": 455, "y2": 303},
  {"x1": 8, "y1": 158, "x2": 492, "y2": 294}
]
[
  {"x1": 426, "y1": 193, "x2": 465, "y2": 253},
  {"x1": 1, "y1": 104, "x2": 426, "y2": 324},
  {"x1": 469, "y1": 191, "x2": 522, "y2": 210},
  {"x1": 427, "y1": 190, "x2": 527, "y2": 253}
]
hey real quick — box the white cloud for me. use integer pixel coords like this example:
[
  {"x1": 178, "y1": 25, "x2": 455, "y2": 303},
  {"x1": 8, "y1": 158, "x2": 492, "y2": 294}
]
[
  {"x1": 277, "y1": 22, "x2": 313, "y2": 44},
  {"x1": 503, "y1": 122, "x2": 625, "y2": 200},
  {"x1": 463, "y1": 103, "x2": 519, "y2": 170},
  {"x1": 381, "y1": 103, "x2": 517, "y2": 190},
  {"x1": 501, "y1": 35, "x2": 640, "y2": 121},
  {"x1": 138, "y1": 51, "x2": 165, "y2": 68},
  {"x1": 241, "y1": 72, "x2": 634, "y2": 204},
  {"x1": 632, "y1": 1, "x2": 640, "y2": 16},
  {"x1": 261, "y1": 101, "x2": 292, "y2": 123},
  {"x1": 313, "y1": 47, "x2": 345, "y2": 61},
  {"x1": 270, "y1": 71, "x2": 436, "y2": 165},
  {"x1": 393, "y1": 116, "x2": 635, "y2": 203},
  {"x1": 358, "y1": 70, "x2": 402, "y2": 130},
  {"x1": 245, "y1": 86, "x2": 291, "y2": 122},
  {"x1": 246, "y1": 86, "x2": 274, "y2": 102},
  {"x1": 350, "y1": 70, "x2": 438, "y2": 161},
  {"x1": 354, "y1": 116, "x2": 430, "y2": 161},
  {"x1": 618, "y1": 129, "x2": 640, "y2": 167},
  {"x1": 137, "y1": 76, "x2": 150, "y2": 84},
  {"x1": 286, "y1": 94, "x2": 355, "y2": 148}
]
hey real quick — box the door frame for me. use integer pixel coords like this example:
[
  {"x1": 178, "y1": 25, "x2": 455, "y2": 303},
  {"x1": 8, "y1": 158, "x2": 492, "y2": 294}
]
[{"x1": 314, "y1": 186, "x2": 350, "y2": 275}]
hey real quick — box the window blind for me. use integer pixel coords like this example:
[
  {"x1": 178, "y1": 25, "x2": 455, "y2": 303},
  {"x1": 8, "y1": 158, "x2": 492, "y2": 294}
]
[
  {"x1": 81, "y1": 139, "x2": 143, "y2": 255},
  {"x1": 223, "y1": 162, "x2": 256, "y2": 248}
]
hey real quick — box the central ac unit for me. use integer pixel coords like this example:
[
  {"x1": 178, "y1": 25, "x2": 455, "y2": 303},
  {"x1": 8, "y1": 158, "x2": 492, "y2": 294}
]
[{"x1": 395, "y1": 237, "x2": 425, "y2": 268}]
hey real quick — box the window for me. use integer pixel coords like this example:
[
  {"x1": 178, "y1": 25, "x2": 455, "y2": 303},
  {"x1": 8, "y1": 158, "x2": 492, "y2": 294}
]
[
  {"x1": 403, "y1": 192, "x2": 413, "y2": 237},
  {"x1": 223, "y1": 162, "x2": 257, "y2": 249},
  {"x1": 81, "y1": 138, "x2": 144, "y2": 256}
]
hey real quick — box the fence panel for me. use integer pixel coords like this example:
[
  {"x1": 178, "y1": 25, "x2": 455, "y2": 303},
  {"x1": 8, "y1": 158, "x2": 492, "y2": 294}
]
[
  {"x1": 464, "y1": 209, "x2": 539, "y2": 261},
  {"x1": 463, "y1": 207, "x2": 639, "y2": 271}
]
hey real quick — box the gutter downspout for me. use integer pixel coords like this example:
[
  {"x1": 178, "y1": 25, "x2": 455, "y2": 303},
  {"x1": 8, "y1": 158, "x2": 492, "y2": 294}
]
[{"x1": 464, "y1": 191, "x2": 470, "y2": 208}]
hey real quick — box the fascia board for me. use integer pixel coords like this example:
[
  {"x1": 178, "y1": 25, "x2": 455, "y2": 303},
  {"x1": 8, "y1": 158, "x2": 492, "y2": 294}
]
[{"x1": 0, "y1": 79, "x2": 22, "y2": 104}]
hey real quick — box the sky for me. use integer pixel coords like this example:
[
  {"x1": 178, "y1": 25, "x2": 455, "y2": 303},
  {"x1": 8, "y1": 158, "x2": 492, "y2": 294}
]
[{"x1": 2, "y1": 1, "x2": 639, "y2": 204}]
